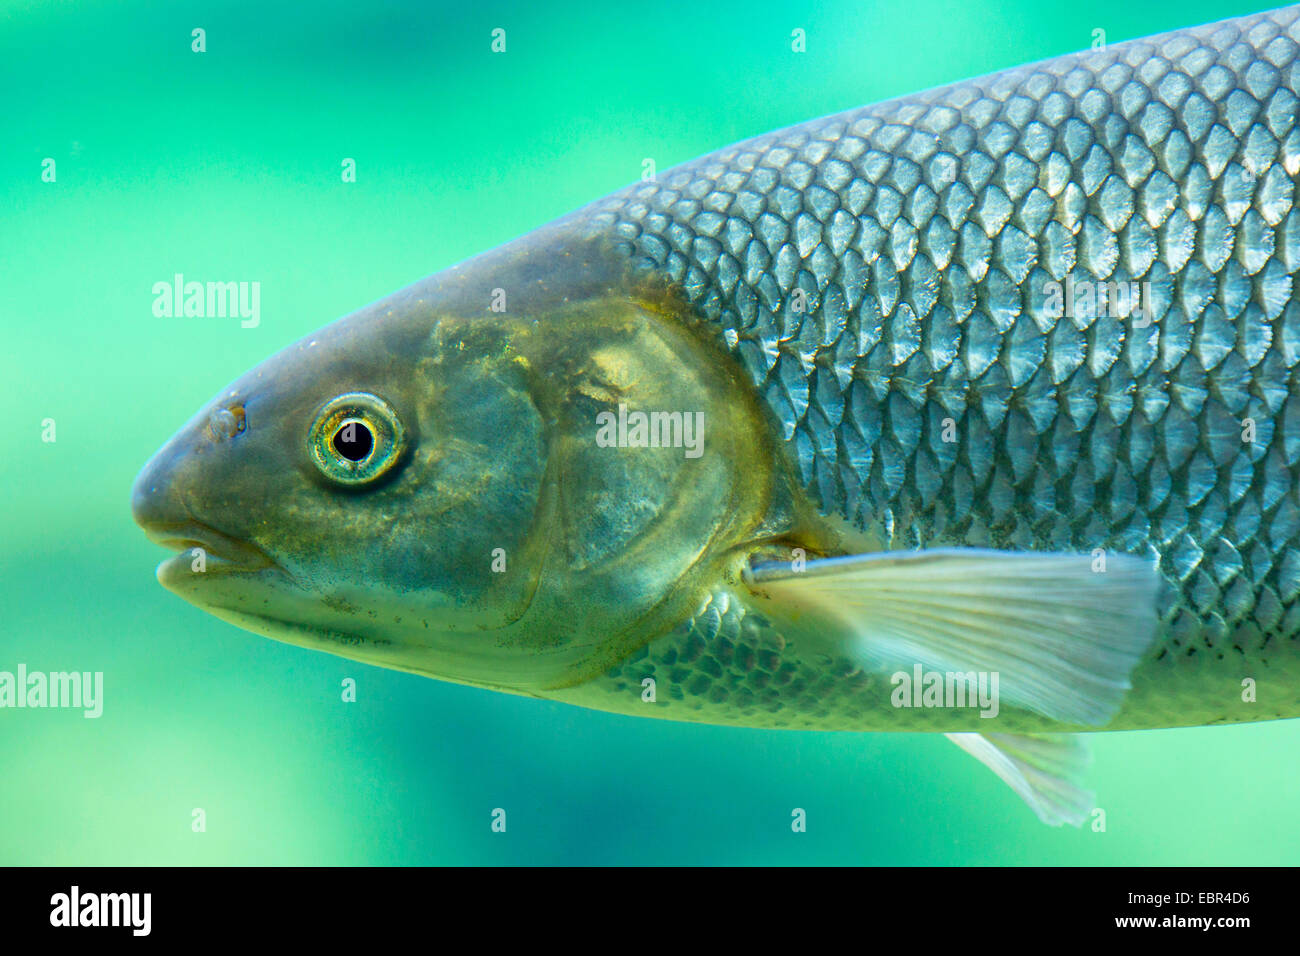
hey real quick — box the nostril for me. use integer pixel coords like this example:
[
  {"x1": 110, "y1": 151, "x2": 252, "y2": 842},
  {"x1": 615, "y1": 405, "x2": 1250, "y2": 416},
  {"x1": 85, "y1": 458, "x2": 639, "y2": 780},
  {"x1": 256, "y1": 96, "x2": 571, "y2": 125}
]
[{"x1": 208, "y1": 403, "x2": 246, "y2": 440}]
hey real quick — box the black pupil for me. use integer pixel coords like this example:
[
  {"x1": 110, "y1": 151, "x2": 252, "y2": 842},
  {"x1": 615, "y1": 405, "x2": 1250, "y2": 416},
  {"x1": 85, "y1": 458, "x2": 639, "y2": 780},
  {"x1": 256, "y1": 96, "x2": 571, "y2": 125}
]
[{"x1": 333, "y1": 421, "x2": 373, "y2": 461}]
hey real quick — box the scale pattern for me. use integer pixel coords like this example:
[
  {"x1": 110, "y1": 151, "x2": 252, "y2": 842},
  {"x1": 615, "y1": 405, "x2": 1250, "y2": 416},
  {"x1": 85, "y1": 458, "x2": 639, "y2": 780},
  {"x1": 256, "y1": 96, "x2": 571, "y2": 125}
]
[
  {"x1": 574, "y1": 6, "x2": 1300, "y2": 662},
  {"x1": 584, "y1": 587, "x2": 1021, "y2": 731}
]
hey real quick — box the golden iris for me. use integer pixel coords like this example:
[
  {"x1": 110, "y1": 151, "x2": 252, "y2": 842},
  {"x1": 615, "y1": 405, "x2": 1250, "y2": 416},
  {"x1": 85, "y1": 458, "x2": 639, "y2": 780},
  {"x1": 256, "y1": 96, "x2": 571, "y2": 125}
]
[{"x1": 308, "y1": 392, "x2": 406, "y2": 486}]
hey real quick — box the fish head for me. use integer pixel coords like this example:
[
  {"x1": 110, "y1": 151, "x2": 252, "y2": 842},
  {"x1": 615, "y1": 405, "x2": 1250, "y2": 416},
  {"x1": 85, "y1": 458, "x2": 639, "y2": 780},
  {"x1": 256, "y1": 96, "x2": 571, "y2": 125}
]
[{"x1": 132, "y1": 232, "x2": 809, "y2": 693}]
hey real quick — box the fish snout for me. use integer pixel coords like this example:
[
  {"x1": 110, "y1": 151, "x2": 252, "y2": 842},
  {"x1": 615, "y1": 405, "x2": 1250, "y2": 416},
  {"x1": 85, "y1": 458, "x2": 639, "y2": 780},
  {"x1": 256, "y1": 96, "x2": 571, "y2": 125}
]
[
  {"x1": 131, "y1": 442, "x2": 189, "y2": 537},
  {"x1": 131, "y1": 439, "x2": 272, "y2": 575}
]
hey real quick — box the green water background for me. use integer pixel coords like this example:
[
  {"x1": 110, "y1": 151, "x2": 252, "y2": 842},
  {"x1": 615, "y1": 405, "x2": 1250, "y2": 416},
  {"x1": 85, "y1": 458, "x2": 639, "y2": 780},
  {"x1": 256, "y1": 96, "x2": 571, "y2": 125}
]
[{"x1": 2, "y1": 0, "x2": 1297, "y2": 864}]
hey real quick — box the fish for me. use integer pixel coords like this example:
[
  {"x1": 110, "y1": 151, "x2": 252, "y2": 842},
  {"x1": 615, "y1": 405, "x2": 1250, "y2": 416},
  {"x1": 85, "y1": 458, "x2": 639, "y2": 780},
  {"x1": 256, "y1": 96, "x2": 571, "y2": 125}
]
[{"x1": 132, "y1": 5, "x2": 1300, "y2": 825}]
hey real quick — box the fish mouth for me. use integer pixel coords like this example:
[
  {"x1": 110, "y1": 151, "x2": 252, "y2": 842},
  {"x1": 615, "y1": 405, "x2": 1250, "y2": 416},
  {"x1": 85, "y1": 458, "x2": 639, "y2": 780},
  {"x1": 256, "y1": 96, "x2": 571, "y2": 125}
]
[{"x1": 143, "y1": 520, "x2": 275, "y2": 575}]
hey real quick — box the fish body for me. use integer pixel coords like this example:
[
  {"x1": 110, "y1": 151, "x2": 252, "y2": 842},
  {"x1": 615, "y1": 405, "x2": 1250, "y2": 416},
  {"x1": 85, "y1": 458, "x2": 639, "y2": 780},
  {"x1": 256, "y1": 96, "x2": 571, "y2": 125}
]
[
  {"x1": 541, "y1": 5, "x2": 1300, "y2": 735},
  {"x1": 133, "y1": 5, "x2": 1300, "y2": 823}
]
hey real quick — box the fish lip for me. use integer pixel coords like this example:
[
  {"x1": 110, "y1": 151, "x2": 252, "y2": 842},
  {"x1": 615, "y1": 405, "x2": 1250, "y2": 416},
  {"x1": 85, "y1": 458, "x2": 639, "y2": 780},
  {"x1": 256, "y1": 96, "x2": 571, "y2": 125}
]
[{"x1": 143, "y1": 520, "x2": 275, "y2": 572}]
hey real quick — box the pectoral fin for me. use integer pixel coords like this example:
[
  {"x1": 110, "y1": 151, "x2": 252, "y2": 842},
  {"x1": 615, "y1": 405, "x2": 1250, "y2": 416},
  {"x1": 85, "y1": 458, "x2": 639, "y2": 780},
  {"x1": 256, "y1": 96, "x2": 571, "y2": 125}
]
[
  {"x1": 946, "y1": 732, "x2": 1093, "y2": 827},
  {"x1": 747, "y1": 548, "x2": 1159, "y2": 726}
]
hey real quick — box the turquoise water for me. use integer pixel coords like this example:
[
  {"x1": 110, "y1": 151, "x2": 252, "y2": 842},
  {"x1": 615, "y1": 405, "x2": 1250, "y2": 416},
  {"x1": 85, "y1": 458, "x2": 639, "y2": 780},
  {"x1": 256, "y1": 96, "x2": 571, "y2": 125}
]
[{"x1": 3, "y1": 0, "x2": 1297, "y2": 864}]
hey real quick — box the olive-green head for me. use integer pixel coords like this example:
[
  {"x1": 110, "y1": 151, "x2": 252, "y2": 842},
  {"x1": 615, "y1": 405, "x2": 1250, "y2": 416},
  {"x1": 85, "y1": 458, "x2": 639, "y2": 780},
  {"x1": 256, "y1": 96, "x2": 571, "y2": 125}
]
[{"x1": 131, "y1": 234, "x2": 797, "y2": 692}]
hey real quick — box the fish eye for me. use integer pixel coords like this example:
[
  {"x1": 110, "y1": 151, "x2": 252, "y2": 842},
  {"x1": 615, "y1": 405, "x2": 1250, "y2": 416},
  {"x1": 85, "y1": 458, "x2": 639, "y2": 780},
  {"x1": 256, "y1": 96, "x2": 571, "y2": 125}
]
[{"x1": 308, "y1": 392, "x2": 407, "y2": 486}]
